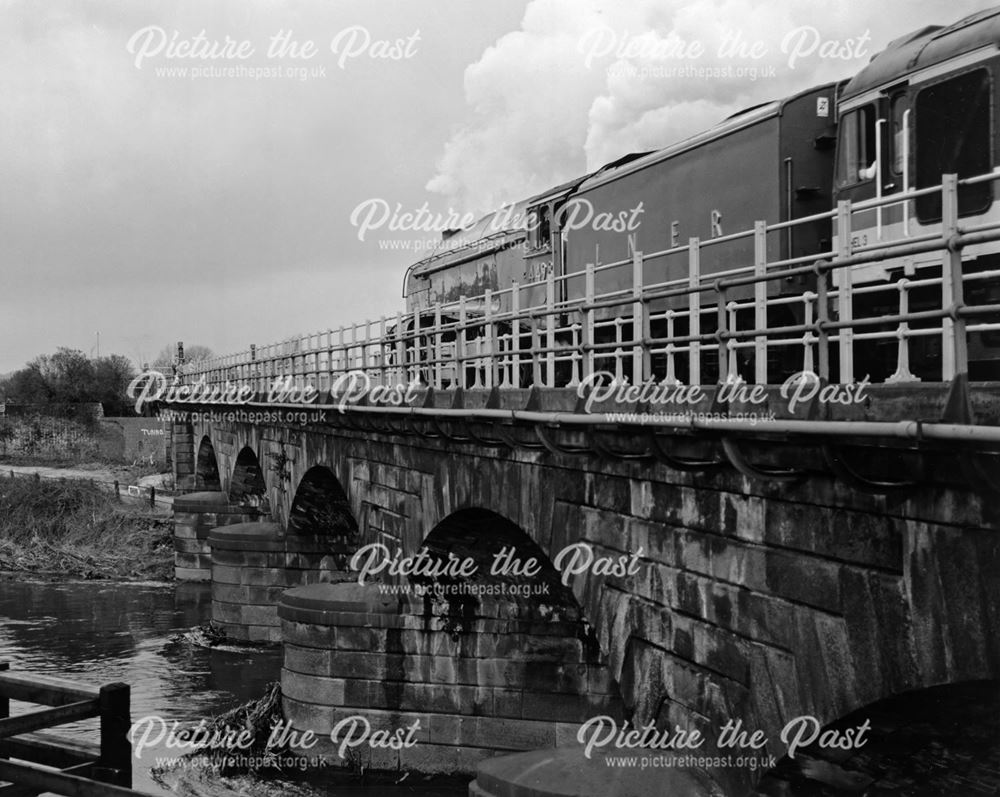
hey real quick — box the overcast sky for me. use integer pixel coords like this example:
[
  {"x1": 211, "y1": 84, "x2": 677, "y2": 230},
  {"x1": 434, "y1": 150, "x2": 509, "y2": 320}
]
[{"x1": 0, "y1": 0, "x2": 987, "y2": 373}]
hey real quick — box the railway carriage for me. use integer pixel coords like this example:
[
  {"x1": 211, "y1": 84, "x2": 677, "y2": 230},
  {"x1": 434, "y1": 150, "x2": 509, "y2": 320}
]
[
  {"x1": 396, "y1": 8, "x2": 1000, "y2": 387},
  {"x1": 549, "y1": 82, "x2": 840, "y2": 382}
]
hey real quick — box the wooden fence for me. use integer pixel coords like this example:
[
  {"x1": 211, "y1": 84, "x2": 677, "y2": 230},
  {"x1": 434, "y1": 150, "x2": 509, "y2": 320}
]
[{"x1": 0, "y1": 661, "x2": 152, "y2": 796}]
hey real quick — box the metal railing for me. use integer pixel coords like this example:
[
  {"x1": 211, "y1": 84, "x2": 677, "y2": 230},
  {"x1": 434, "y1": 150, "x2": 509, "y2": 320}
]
[{"x1": 179, "y1": 172, "x2": 1000, "y2": 395}]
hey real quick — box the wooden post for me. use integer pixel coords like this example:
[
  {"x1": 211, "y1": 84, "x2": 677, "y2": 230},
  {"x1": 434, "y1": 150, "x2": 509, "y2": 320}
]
[
  {"x1": 0, "y1": 661, "x2": 9, "y2": 720},
  {"x1": 96, "y1": 682, "x2": 131, "y2": 788},
  {"x1": 149, "y1": 487, "x2": 156, "y2": 510}
]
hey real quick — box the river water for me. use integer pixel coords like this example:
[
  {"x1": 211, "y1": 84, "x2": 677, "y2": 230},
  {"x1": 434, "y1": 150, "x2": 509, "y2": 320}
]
[{"x1": 0, "y1": 578, "x2": 468, "y2": 797}]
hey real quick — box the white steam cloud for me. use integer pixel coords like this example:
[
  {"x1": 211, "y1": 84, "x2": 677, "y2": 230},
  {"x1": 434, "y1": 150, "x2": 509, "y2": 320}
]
[{"x1": 427, "y1": 0, "x2": 987, "y2": 214}]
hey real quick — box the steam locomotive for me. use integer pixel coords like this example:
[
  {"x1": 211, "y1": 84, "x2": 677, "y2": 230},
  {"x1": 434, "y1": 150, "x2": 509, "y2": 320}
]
[{"x1": 402, "y1": 8, "x2": 1000, "y2": 384}]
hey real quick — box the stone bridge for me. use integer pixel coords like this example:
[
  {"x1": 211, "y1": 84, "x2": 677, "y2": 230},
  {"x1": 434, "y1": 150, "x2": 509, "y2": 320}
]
[{"x1": 163, "y1": 383, "x2": 1000, "y2": 793}]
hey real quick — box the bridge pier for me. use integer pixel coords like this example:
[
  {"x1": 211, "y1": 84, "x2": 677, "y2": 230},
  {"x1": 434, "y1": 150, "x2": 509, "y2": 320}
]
[
  {"x1": 277, "y1": 582, "x2": 623, "y2": 773},
  {"x1": 168, "y1": 421, "x2": 196, "y2": 491},
  {"x1": 208, "y1": 523, "x2": 353, "y2": 642},
  {"x1": 172, "y1": 491, "x2": 261, "y2": 581}
]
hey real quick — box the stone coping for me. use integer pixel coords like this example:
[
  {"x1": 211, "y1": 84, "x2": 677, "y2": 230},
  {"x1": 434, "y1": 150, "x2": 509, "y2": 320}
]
[
  {"x1": 173, "y1": 491, "x2": 235, "y2": 512},
  {"x1": 278, "y1": 580, "x2": 581, "y2": 636},
  {"x1": 278, "y1": 582, "x2": 402, "y2": 620},
  {"x1": 208, "y1": 521, "x2": 283, "y2": 550}
]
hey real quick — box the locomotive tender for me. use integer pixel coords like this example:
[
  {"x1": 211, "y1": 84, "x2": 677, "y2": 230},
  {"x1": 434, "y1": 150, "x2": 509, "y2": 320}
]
[{"x1": 402, "y1": 8, "x2": 1000, "y2": 384}]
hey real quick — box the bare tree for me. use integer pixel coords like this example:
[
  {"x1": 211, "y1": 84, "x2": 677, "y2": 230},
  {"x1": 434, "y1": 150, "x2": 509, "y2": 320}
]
[{"x1": 151, "y1": 343, "x2": 215, "y2": 369}]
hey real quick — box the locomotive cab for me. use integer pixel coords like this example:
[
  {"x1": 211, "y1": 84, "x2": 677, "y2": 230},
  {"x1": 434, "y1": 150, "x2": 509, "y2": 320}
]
[{"x1": 833, "y1": 9, "x2": 1000, "y2": 381}]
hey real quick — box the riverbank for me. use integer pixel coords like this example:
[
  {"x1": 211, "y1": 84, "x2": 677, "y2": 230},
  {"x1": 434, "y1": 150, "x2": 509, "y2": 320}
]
[
  {"x1": 0, "y1": 475, "x2": 173, "y2": 580},
  {"x1": 0, "y1": 457, "x2": 168, "y2": 487}
]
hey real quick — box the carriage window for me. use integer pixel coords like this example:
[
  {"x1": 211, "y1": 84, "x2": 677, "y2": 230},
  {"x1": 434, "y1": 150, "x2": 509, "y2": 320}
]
[
  {"x1": 915, "y1": 68, "x2": 993, "y2": 222},
  {"x1": 836, "y1": 105, "x2": 878, "y2": 186}
]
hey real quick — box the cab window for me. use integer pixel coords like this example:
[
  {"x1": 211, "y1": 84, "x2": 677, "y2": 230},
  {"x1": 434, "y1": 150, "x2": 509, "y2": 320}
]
[
  {"x1": 915, "y1": 68, "x2": 993, "y2": 222},
  {"x1": 836, "y1": 105, "x2": 878, "y2": 187},
  {"x1": 890, "y1": 94, "x2": 909, "y2": 175},
  {"x1": 529, "y1": 204, "x2": 551, "y2": 250}
]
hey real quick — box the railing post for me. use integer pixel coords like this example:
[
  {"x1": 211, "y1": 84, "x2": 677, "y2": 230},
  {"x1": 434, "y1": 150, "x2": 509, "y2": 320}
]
[
  {"x1": 632, "y1": 249, "x2": 648, "y2": 384},
  {"x1": 754, "y1": 221, "x2": 768, "y2": 384},
  {"x1": 664, "y1": 311, "x2": 680, "y2": 385},
  {"x1": 717, "y1": 288, "x2": 729, "y2": 384},
  {"x1": 510, "y1": 281, "x2": 521, "y2": 389},
  {"x1": 815, "y1": 262, "x2": 831, "y2": 382},
  {"x1": 250, "y1": 343, "x2": 258, "y2": 393},
  {"x1": 568, "y1": 323, "x2": 582, "y2": 387},
  {"x1": 378, "y1": 316, "x2": 387, "y2": 385},
  {"x1": 433, "y1": 305, "x2": 443, "y2": 390},
  {"x1": 458, "y1": 297, "x2": 468, "y2": 390},
  {"x1": 801, "y1": 292, "x2": 816, "y2": 374},
  {"x1": 411, "y1": 312, "x2": 421, "y2": 385},
  {"x1": 726, "y1": 300, "x2": 739, "y2": 381},
  {"x1": 484, "y1": 289, "x2": 494, "y2": 389},
  {"x1": 584, "y1": 261, "x2": 595, "y2": 383},
  {"x1": 96, "y1": 682, "x2": 132, "y2": 788},
  {"x1": 941, "y1": 173, "x2": 967, "y2": 380},
  {"x1": 886, "y1": 279, "x2": 919, "y2": 383},
  {"x1": 546, "y1": 268, "x2": 557, "y2": 387},
  {"x1": 613, "y1": 317, "x2": 625, "y2": 383},
  {"x1": 837, "y1": 200, "x2": 854, "y2": 383},
  {"x1": 688, "y1": 237, "x2": 701, "y2": 385},
  {"x1": 338, "y1": 326, "x2": 346, "y2": 377},
  {"x1": 531, "y1": 322, "x2": 542, "y2": 388},
  {"x1": 394, "y1": 313, "x2": 405, "y2": 385},
  {"x1": 363, "y1": 320, "x2": 372, "y2": 381}
]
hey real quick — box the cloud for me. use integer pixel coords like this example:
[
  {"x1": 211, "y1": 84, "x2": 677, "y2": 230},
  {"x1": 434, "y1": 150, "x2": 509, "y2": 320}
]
[{"x1": 427, "y1": 0, "x2": 987, "y2": 212}]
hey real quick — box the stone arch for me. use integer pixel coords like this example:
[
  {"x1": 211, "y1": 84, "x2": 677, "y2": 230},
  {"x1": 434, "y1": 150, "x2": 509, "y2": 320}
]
[
  {"x1": 230, "y1": 446, "x2": 267, "y2": 509},
  {"x1": 287, "y1": 465, "x2": 359, "y2": 566},
  {"x1": 194, "y1": 435, "x2": 221, "y2": 491},
  {"x1": 753, "y1": 679, "x2": 1000, "y2": 795},
  {"x1": 415, "y1": 508, "x2": 602, "y2": 661}
]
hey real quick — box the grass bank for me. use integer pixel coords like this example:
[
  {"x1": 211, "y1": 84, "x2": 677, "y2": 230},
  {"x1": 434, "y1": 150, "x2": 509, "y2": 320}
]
[{"x1": 0, "y1": 476, "x2": 173, "y2": 580}]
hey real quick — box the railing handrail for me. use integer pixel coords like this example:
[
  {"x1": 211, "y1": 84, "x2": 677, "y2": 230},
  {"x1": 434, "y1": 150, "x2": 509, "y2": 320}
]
[{"x1": 173, "y1": 170, "x2": 1000, "y2": 393}]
